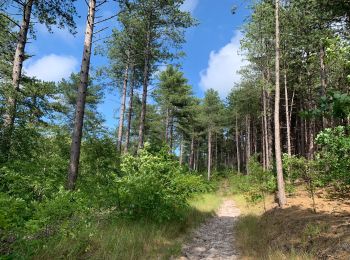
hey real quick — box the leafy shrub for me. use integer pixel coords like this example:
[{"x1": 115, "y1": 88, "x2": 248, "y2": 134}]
[
  {"x1": 0, "y1": 193, "x2": 28, "y2": 233},
  {"x1": 316, "y1": 126, "x2": 350, "y2": 189},
  {"x1": 117, "y1": 145, "x2": 209, "y2": 221},
  {"x1": 246, "y1": 156, "x2": 276, "y2": 206},
  {"x1": 25, "y1": 187, "x2": 88, "y2": 234},
  {"x1": 283, "y1": 155, "x2": 320, "y2": 212},
  {"x1": 229, "y1": 156, "x2": 276, "y2": 208}
]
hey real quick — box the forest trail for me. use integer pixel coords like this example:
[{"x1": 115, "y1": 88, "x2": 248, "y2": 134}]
[{"x1": 178, "y1": 198, "x2": 241, "y2": 260}]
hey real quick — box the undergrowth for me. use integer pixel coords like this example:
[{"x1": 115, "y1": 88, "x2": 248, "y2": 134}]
[{"x1": 25, "y1": 192, "x2": 221, "y2": 260}]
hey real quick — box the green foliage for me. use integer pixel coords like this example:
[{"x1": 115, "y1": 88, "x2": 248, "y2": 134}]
[
  {"x1": 304, "y1": 91, "x2": 350, "y2": 120},
  {"x1": 0, "y1": 193, "x2": 28, "y2": 232},
  {"x1": 316, "y1": 126, "x2": 350, "y2": 188},
  {"x1": 25, "y1": 188, "x2": 88, "y2": 234},
  {"x1": 229, "y1": 156, "x2": 276, "y2": 205},
  {"x1": 201, "y1": 89, "x2": 225, "y2": 132},
  {"x1": 246, "y1": 156, "x2": 276, "y2": 204},
  {"x1": 118, "y1": 145, "x2": 210, "y2": 221},
  {"x1": 0, "y1": 136, "x2": 210, "y2": 258},
  {"x1": 283, "y1": 155, "x2": 320, "y2": 212}
]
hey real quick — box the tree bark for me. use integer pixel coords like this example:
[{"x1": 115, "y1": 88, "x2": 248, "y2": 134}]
[
  {"x1": 262, "y1": 83, "x2": 269, "y2": 170},
  {"x1": 189, "y1": 134, "x2": 194, "y2": 170},
  {"x1": 284, "y1": 70, "x2": 292, "y2": 156},
  {"x1": 274, "y1": 0, "x2": 286, "y2": 207},
  {"x1": 266, "y1": 67, "x2": 274, "y2": 170},
  {"x1": 215, "y1": 133, "x2": 218, "y2": 170},
  {"x1": 67, "y1": 0, "x2": 96, "y2": 190},
  {"x1": 319, "y1": 44, "x2": 328, "y2": 129},
  {"x1": 117, "y1": 61, "x2": 129, "y2": 152},
  {"x1": 179, "y1": 138, "x2": 183, "y2": 165},
  {"x1": 246, "y1": 115, "x2": 251, "y2": 174},
  {"x1": 169, "y1": 114, "x2": 174, "y2": 151},
  {"x1": 2, "y1": 0, "x2": 33, "y2": 154},
  {"x1": 235, "y1": 114, "x2": 241, "y2": 173},
  {"x1": 124, "y1": 68, "x2": 135, "y2": 153},
  {"x1": 165, "y1": 108, "x2": 169, "y2": 144},
  {"x1": 137, "y1": 24, "x2": 151, "y2": 151},
  {"x1": 262, "y1": 116, "x2": 266, "y2": 170},
  {"x1": 207, "y1": 129, "x2": 212, "y2": 181},
  {"x1": 195, "y1": 143, "x2": 200, "y2": 172}
]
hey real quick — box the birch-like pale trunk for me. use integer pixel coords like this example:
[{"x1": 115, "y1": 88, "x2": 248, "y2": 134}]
[
  {"x1": 67, "y1": 0, "x2": 96, "y2": 190},
  {"x1": 274, "y1": 0, "x2": 286, "y2": 207},
  {"x1": 117, "y1": 62, "x2": 129, "y2": 152}
]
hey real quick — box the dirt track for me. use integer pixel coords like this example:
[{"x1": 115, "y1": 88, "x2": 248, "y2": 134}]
[{"x1": 178, "y1": 199, "x2": 241, "y2": 260}]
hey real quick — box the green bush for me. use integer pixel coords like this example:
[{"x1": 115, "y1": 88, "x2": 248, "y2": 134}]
[
  {"x1": 25, "y1": 187, "x2": 89, "y2": 234},
  {"x1": 229, "y1": 156, "x2": 276, "y2": 207},
  {"x1": 117, "y1": 145, "x2": 210, "y2": 221},
  {"x1": 316, "y1": 126, "x2": 350, "y2": 188},
  {"x1": 0, "y1": 193, "x2": 28, "y2": 233},
  {"x1": 246, "y1": 156, "x2": 276, "y2": 204}
]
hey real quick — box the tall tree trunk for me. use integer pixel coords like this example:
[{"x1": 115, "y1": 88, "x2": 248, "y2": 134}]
[
  {"x1": 235, "y1": 114, "x2": 241, "y2": 173},
  {"x1": 266, "y1": 68, "x2": 274, "y2": 170},
  {"x1": 189, "y1": 134, "x2": 195, "y2": 170},
  {"x1": 215, "y1": 133, "x2": 218, "y2": 170},
  {"x1": 195, "y1": 142, "x2": 199, "y2": 171},
  {"x1": 253, "y1": 123, "x2": 257, "y2": 154},
  {"x1": 117, "y1": 61, "x2": 129, "y2": 152},
  {"x1": 262, "y1": 83, "x2": 269, "y2": 170},
  {"x1": 169, "y1": 115, "x2": 174, "y2": 151},
  {"x1": 179, "y1": 138, "x2": 183, "y2": 165},
  {"x1": 2, "y1": 0, "x2": 33, "y2": 155},
  {"x1": 138, "y1": 26, "x2": 151, "y2": 150},
  {"x1": 300, "y1": 102, "x2": 306, "y2": 157},
  {"x1": 207, "y1": 129, "x2": 212, "y2": 181},
  {"x1": 262, "y1": 116, "x2": 266, "y2": 170},
  {"x1": 274, "y1": 0, "x2": 286, "y2": 207},
  {"x1": 308, "y1": 119, "x2": 315, "y2": 160},
  {"x1": 246, "y1": 115, "x2": 251, "y2": 174},
  {"x1": 319, "y1": 44, "x2": 328, "y2": 129},
  {"x1": 165, "y1": 108, "x2": 169, "y2": 144},
  {"x1": 124, "y1": 68, "x2": 135, "y2": 153},
  {"x1": 284, "y1": 70, "x2": 292, "y2": 156},
  {"x1": 67, "y1": 0, "x2": 96, "y2": 190}
]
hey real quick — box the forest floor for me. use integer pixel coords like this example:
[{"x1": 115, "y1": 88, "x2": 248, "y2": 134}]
[
  {"x1": 177, "y1": 198, "x2": 241, "y2": 260},
  {"x1": 232, "y1": 182, "x2": 350, "y2": 260}
]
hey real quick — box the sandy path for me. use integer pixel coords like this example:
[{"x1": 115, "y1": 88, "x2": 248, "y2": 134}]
[{"x1": 178, "y1": 199, "x2": 241, "y2": 260}]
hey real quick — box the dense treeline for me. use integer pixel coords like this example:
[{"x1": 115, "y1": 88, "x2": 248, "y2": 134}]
[{"x1": 1, "y1": 0, "x2": 350, "y2": 258}]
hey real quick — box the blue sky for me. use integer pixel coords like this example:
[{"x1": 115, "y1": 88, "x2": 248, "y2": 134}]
[{"x1": 23, "y1": 0, "x2": 251, "y2": 129}]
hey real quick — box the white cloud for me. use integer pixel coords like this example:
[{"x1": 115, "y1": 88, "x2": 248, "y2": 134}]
[
  {"x1": 36, "y1": 23, "x2": 85, "y2": 45},
  {"x1": 24, "y1": 54, "x2": 78, "y2": 82},
  {"x1": 180, "y1": 0, "x2": 199, "y2": 13},
  {"x1": 199, "y1": 31, "x2": 248, "y2": 97}
]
